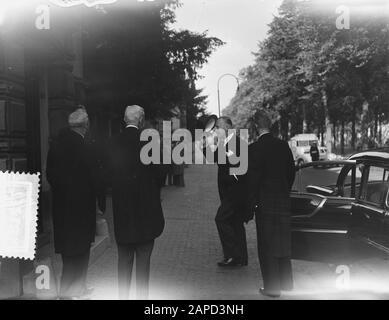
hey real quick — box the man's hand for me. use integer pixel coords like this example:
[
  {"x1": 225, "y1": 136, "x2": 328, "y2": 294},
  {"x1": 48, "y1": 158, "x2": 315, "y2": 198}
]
[
  {"x1": 201, "y1": 131, "x2": 219, "y2": 152},
  {"x1": 244, "y1": 203, "x2": 258, "y2": 223},
  {"x1": 206, "y1": 131, "x2": 218, "y2": 147}
]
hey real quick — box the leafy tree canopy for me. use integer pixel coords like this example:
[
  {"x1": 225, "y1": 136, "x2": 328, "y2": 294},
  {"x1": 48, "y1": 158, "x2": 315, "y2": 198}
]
[{"x1": 224, "y1": 0, "x2": 389, "y2": 146}]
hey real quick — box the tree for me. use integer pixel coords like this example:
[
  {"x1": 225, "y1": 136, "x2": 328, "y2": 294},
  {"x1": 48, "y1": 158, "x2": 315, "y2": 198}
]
[
  {"x1": 225, "y1": 0, "x2": 389, "y2": 152},
  {"x1": 83, "y1": 0, "x2": 223, "y2": 134}
]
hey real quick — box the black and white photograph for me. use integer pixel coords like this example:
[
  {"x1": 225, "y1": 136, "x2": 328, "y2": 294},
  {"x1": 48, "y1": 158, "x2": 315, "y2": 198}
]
[{"x1": 0, "y1": 0, "x2": 389, "y2": 304}]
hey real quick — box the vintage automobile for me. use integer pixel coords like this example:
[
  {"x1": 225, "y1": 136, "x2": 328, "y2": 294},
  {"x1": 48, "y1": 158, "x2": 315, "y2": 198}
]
[
  {"x1": 291, "y1": 149, "x2": 389, "y2": 262},
  {"x1": 288, "y1": 134, "x2": 328, "y2": 166}
]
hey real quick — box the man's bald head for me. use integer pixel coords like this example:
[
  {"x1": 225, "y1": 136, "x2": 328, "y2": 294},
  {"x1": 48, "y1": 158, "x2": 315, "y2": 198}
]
[{"x1": 124, "y1": 105, "x2": 145, "y2": 128}]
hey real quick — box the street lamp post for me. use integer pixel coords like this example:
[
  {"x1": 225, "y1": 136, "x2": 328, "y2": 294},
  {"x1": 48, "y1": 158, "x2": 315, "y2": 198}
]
[{"x1": 217, "y1": 73, "x2": 240, "y2": 117}]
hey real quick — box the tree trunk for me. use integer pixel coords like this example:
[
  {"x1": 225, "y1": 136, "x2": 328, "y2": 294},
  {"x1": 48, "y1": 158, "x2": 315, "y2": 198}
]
[
  {"x1": 351, "y1": 104, "x2": 356, "y2": 150},
  {"x1": 379, "y1": 116, "x2": 382, "y2": 146},
  {"x1": 288, "y1": 119, "x2": 292, "y2": 140},
  {"x1": 361, "y1": 100, "x2": 369, "y2": 149},
  {"x1": 280, "y1": 113, "x2": 289, "y2": 141},
  {"x1": 374, "y1": 108, "x2": 378, "y2": 140},
  {"x1": 322, "y1": 89, "x2": 332, "y2": 153},
  {"x1": 340, "y1": 120, "x2": 344, "y2": 155}
]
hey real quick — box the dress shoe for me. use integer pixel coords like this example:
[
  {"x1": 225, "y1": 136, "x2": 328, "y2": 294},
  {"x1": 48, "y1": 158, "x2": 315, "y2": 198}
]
[
  {"x1": 217, "y1": 258, "x2": 245, "y2": 267},
  {"x1": 259, "y1": 288, "x2": 281, "y2": 298}
]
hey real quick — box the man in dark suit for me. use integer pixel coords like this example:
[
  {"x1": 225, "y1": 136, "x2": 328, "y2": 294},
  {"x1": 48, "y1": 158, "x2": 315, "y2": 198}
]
[
  {"x1": 203, "y1": 117, "x2": 248, "y2": 267},
  {"x1": 106, "y1": 105, "x2": 164, "y2": 300},
  {"x1": 247, "y1": 112, "x2": 296, "y2": 298},
  {"x1": 46, "y1": 107, "x2": 100, "y2": 299},
  {"x1": 310, "y1": 142, "x2": 319, "y2": 162}
]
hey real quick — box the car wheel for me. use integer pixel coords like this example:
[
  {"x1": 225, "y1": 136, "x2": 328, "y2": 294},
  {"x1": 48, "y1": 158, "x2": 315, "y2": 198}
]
[{"x1": 297, "y1": 159, "x2": 304, "y2": 167}]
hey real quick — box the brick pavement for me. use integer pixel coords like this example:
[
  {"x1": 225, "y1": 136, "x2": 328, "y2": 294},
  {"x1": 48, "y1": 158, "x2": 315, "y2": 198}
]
[{"x1": 87, "y1": 165, "x2": 389, "y2": 300}]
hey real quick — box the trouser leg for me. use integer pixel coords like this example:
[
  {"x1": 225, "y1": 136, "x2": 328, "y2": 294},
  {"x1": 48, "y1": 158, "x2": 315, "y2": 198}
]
[
  {"x1": 234, "y1": 217, "x2": 248, "y2": 263},
  {"x1": 117, "y1": 244, "x2": 135, "y2": 300},
  {"x1": 279, "y1": 257, "x2": 293, "y2": 291},
  {"x1": 60, "y1": 250, "x2": 90, "y2": 298},
  {"x1": 258, "y1": 248, "x2": 281, "y2": 295},
  {"x1": 256, "y1": 218, "x2": 281, "y2": 296},
  {"x1": 135, "y1": 240, "x2": 155, "y2": 300},
  {"x1": 60, "y1": 255, "x2": 72, "y2": 298},
  {"x1": 79, "y1": 251, "x2": 90, "y2": 291},
  {"x1": 215, "y1": 202, "x2": 237, "y2": 259}
]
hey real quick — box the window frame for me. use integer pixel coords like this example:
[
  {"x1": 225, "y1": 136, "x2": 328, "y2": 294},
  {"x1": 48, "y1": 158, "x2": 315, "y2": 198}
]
[
  {"x1": 336, "y1": 163, "x2": 357, "y2": 198},
  {"x1": 359, "y1": 163, "x2": 389, "y2": 209},
  {"x1": 293, "y1": 160, "x2": 356, "y2": 197}
]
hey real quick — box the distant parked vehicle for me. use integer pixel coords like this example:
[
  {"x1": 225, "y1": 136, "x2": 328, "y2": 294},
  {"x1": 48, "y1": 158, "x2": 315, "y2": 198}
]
[{"x1": 288, "y1": 134, "x2": 327, "y2": 166}]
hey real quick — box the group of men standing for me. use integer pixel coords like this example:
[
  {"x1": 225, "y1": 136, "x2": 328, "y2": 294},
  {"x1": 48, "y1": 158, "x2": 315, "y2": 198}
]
[
  {"x1": 47, "y1": 105, "x2": 164, "y2": 300},
  {"x1": 46, "y1": 103, "x2": 296, "y2": 300},
  {"x1": 206, "y1": 113, "x2": 295, "y2": 298}
]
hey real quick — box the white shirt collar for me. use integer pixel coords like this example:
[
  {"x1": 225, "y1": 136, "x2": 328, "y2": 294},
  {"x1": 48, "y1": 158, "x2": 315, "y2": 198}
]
[
  {"x1": 126, "y1": 125, "x2": 139, "y2": 130},
  {"x1": 259, "y1": 131, "x2": 270, "y2": 139},
  {"x1": 70, "y1": 128, "x2": 85, "y2": 139},
  {"x1": 224, "y1": 132, "x2": 235, "y2": 147}
]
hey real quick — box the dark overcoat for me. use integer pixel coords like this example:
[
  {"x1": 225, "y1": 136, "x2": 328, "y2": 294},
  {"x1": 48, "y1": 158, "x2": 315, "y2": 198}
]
[
  {"x1": 247, "y1": 133, "x2": 296, "y2": 257},
  {"x1": 106, "y1": 127, "x2": 165, "y2": 245},
  {"x1": 46, "y1": 128, "x2": 99, "y2": 256},
  {"x1": 310, "y1": 145, "x2": 319, "y2": 162},
  {"x1": 203, "y1": 134, "x2": 248, "y2": 219}
]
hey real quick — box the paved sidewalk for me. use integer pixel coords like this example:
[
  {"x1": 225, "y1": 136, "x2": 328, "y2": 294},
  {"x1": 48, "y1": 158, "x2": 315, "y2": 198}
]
[{"x1": 87, "y1": 165, "x2": 389, "y2": 300}]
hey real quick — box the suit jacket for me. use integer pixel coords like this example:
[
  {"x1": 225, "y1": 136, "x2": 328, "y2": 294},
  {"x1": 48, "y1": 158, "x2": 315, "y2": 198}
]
[
  {"x1": 203, "y1": 133, "x2": 248, "y2": 217},
  {"x1": 106, "y1": 127, "x2": 165, "y2": 245},
  {"x1": 46, "y1": 128, "x2": 99, "y2": 256},
  {"x1": 247, "y1": 133, "x2": 296, "y2": 257}
]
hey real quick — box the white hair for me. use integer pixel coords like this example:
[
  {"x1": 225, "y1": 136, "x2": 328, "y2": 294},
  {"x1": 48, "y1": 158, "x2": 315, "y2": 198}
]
[
  {"x1": 124, "y1": 105, "x2": 145, "y2": 127},
  {"x1": 68, "y1": 108, "x2": 89, "y2": 128}
]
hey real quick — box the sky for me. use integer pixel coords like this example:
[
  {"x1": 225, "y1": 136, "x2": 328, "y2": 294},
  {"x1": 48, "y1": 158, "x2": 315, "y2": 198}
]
[{"x1": 173, "y1": 0, "x2": 284, "y2": 116}]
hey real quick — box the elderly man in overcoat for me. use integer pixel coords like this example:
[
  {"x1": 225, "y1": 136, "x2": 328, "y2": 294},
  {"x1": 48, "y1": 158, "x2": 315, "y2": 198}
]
[
  {"x1": 46, "y1": 107, "x2": 100, "y2": 299},
  {"x1": 247, "y1": 112, "x2": 296, "y2": 298},
  {"x1": 106, "y1": 105, "x2": 165, "y2": 300}
]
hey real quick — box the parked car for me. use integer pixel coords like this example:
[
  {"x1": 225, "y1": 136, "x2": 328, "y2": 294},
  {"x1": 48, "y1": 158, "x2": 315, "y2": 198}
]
[
  {"x1": 289, "y1": 134, "x2": 327, "y2": 166},
  {"x1": 291, "y1": 149, "x2": 389, "y2": 261},
  {"x1": 348, "y1": 147, "x2": 389, "y2": 161}
]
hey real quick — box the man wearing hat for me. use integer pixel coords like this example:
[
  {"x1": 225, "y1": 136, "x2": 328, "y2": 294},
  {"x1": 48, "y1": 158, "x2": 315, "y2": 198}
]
[
  {"x1": 47, "y1": 106, "x2": 100, "y2": 299},
  {"x1": 203, "y1": 116, "x2": 248, "y2": 267}
]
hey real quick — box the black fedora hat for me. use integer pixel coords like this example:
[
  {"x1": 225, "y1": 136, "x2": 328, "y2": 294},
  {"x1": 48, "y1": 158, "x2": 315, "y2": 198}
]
[{"x1": 204, "y1": 115, "x2": 218, "y2": 133}]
